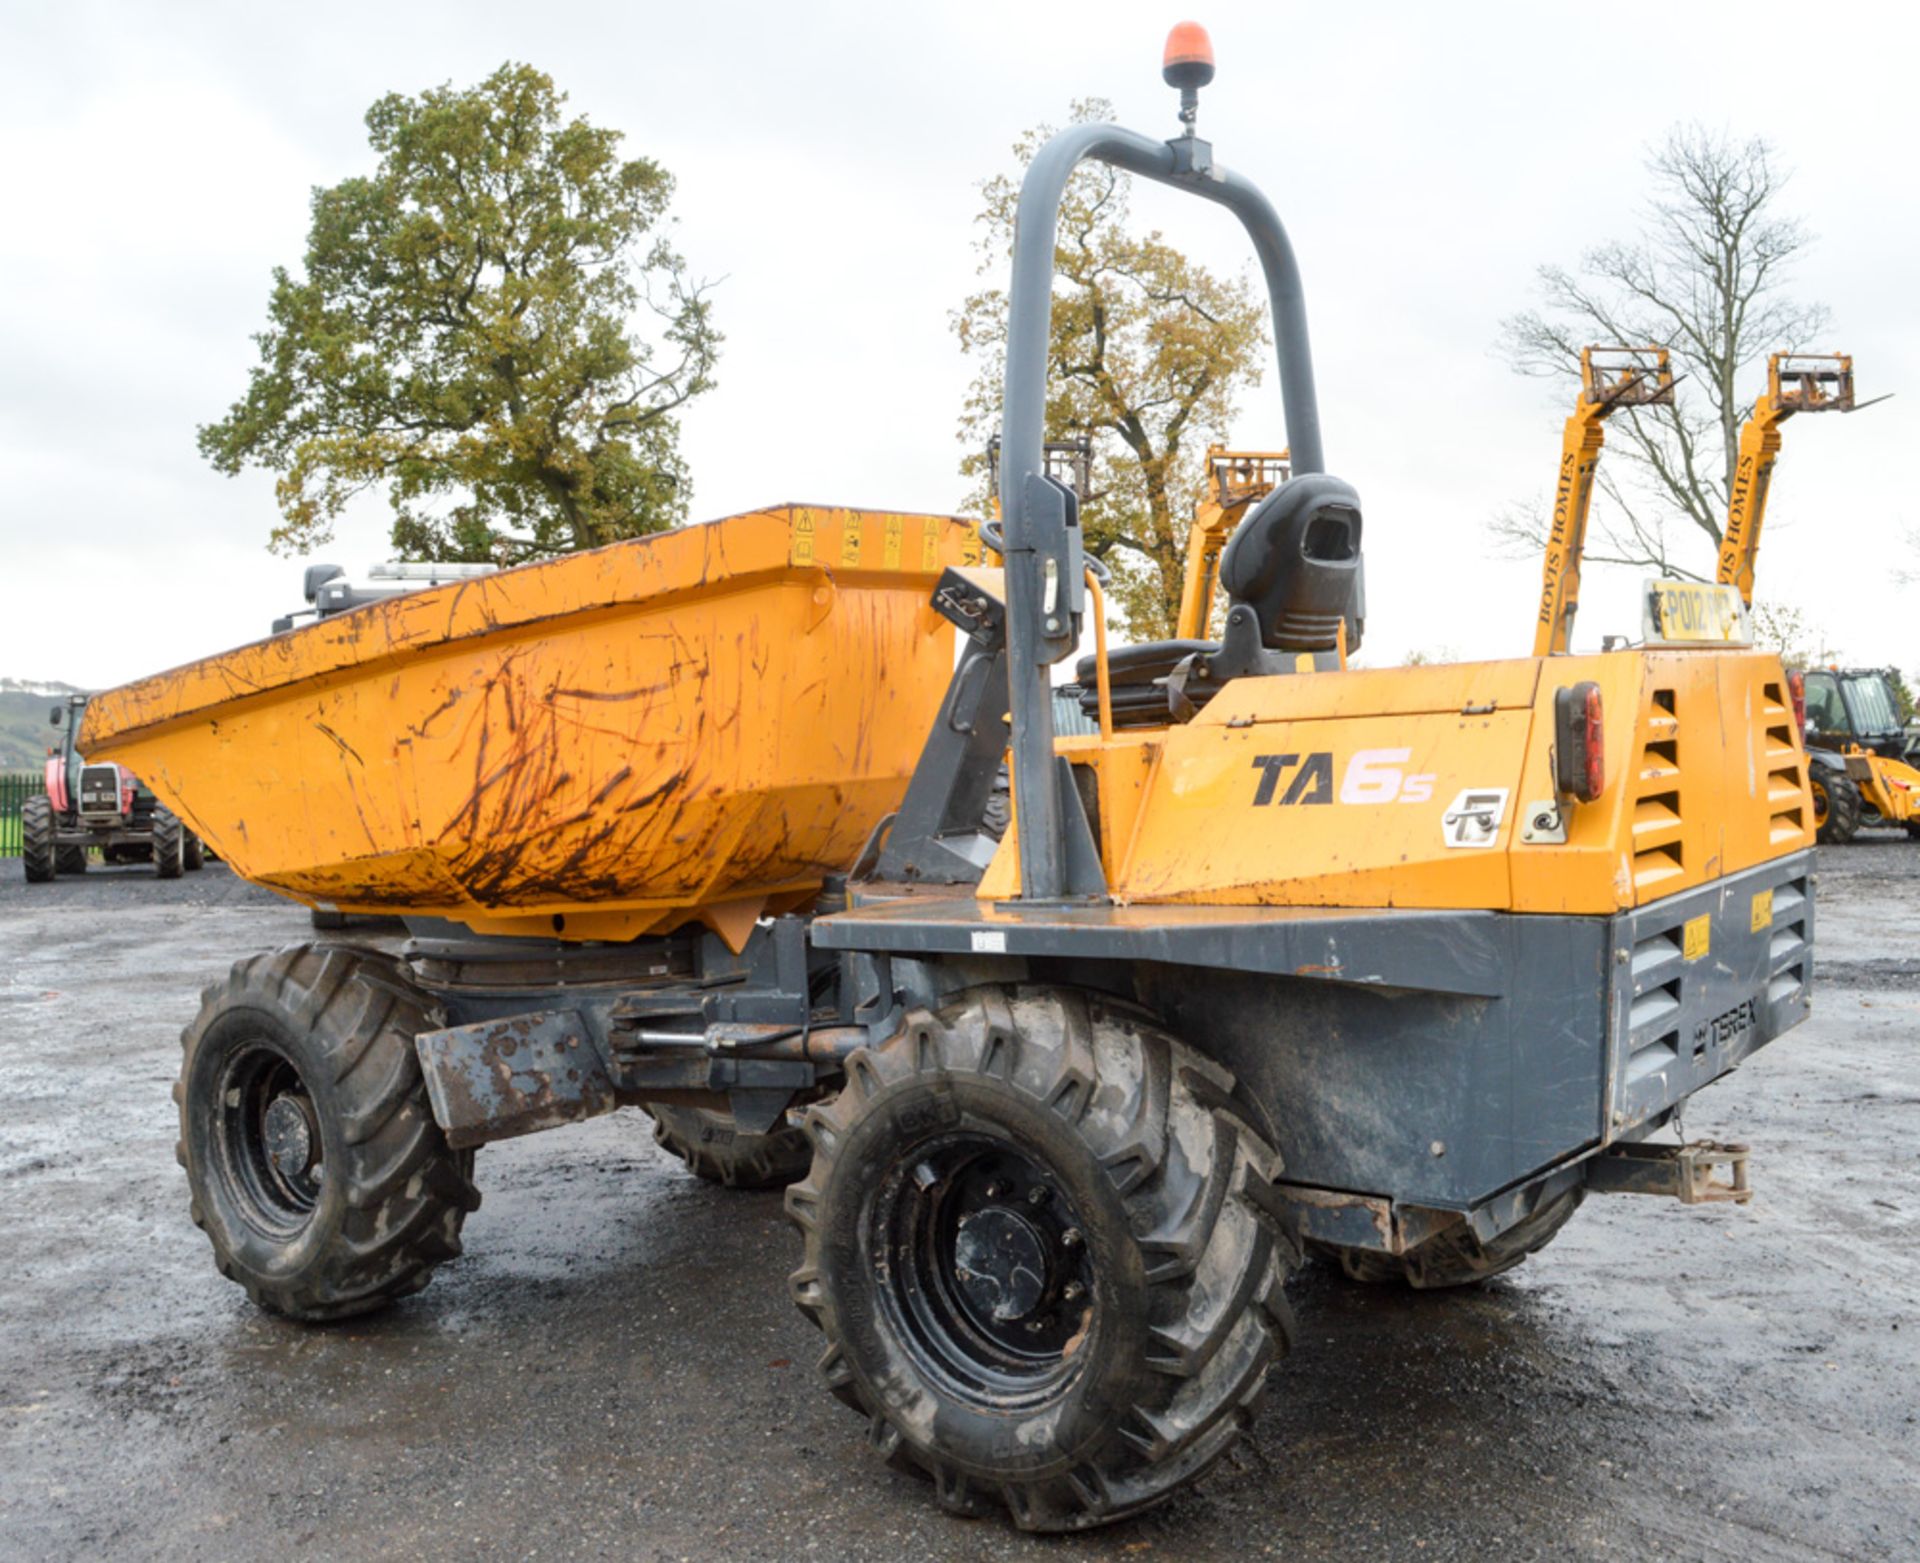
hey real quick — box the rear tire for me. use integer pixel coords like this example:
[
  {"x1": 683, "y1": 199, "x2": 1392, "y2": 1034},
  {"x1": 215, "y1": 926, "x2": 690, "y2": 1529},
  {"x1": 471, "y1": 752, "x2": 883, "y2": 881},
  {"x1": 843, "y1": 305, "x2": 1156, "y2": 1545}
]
[
  {"x1": 1317, "y1": 1185, "x2": 1584, "y2": 1289},
  {"x1": 183, "y1": 832, "x2": 205, "y2": 871},
  {"x1": 1811, "y1": 771, "x2": 1862, "y2": 845},
  {"x1": 152, "y1": 809, "x2": 185, "y2": 878},
  {"x1": 176, "y1": 943, "x2": 480, "y2": 1321},
  {"x1": 21, "y1": 795, "x2": 55, "y2": 883},
  {"x1": 647, "y1": 1104, "x2": 812, "y2": 1189},
  {"x1": 787, "y1": 985, "x2": 1294, "y2": 1531}
]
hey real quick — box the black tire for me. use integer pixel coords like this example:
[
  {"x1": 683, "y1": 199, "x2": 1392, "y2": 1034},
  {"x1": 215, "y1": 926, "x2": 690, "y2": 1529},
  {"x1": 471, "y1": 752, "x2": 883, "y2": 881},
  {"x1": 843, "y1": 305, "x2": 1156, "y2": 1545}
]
[
  {"x1": 175, "y1": 943, "x2": 480, "y2": 1321},
  {"x1": 981, "y1": 762, "x2": 1013, "y2": 840},
  {"x1": 21, "y1": 795, "x2": 55, "y2": 883},
  {"x1": 55, "y1": 844, "x2": 87, "y2": 874},
  {"x1": 1906, "y1": 821, "x2": 1920, "y2": 841},
  {"x1": 1317, "y1": 1184, "x2": 1584, "y2": 1289},
  {"x1": 647, "y1": 1104, "x2": 813, "y2": 1189},
  {"x1": 152, "y1": 808, "x2": 185, "y2": 878},
  {"x1": 183, "y1": 831, "x2": 205, "y2": 871},
  {"x1": 1811, "y1": 771, "x2": 1862, "y2": 846},
  {"x1": 787, "y1": 985, "x2": 1294, "y2": 1532}
]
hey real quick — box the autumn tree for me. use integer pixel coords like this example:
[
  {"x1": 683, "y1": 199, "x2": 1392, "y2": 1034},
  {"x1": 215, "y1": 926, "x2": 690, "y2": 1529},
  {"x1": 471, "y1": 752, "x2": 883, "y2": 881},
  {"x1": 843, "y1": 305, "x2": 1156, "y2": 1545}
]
[
  {"x1": 954, "y1": 100, "x2": 1269, "y2": 639},
  {"x1": 201, "y1": 63, "x2": 720, "y2": 562},
  {"x1": 1494, "y1": 126, "x2": 1829, "y2": 579},
  {"x1": 1748, "y1": 601, "x2": 1840, "y2": 669}
]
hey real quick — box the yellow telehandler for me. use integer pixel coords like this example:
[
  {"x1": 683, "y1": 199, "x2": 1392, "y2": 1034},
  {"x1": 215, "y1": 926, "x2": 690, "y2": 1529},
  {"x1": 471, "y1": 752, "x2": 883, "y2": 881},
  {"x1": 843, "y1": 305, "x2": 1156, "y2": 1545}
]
[{"x1": 80, "y1": 25, "x2": 1816, "y2": 1532}]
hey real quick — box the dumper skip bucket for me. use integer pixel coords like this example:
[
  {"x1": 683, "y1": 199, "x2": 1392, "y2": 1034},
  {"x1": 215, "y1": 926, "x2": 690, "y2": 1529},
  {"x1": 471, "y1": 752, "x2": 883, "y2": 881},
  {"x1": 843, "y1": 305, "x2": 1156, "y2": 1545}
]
[{"x1": 81, "y1": 506, "x2": 980, "y2": 947}]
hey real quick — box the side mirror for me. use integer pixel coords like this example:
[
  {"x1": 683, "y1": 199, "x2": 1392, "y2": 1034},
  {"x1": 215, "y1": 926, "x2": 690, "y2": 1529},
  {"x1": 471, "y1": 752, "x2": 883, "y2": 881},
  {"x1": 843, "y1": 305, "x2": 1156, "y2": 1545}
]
[{"x1": 49, "y1": 706, "x2": 64, "y2": 727}]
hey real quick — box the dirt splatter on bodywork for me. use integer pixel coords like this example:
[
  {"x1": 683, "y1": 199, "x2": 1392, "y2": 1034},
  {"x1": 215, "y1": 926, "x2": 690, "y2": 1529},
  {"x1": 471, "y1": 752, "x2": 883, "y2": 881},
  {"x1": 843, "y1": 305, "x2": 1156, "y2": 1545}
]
[{"x1": 77, "y1": 506, "x2": 979, "y2": 949}]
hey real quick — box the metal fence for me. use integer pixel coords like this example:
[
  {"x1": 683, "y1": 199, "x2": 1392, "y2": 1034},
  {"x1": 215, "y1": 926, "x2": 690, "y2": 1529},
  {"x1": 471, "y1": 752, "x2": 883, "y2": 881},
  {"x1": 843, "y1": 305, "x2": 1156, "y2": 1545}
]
[{"x1": 1, "y1": 772, "x2": 47, "y2": 857}]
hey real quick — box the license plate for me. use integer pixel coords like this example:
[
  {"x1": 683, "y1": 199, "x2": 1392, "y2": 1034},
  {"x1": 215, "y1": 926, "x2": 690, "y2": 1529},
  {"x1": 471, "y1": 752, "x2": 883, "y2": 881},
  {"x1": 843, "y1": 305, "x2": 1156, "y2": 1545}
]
[{"x1": 1643, "y1": 580, "x2": 1752, "y2": 646}]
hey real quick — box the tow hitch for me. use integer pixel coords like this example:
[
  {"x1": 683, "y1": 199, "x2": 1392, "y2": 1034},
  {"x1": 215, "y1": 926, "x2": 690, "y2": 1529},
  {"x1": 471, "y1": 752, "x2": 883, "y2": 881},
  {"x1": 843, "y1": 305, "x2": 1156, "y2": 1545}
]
[{"x1": 1587, "y1": 1141, "x2": 1753, "y2": 1205}]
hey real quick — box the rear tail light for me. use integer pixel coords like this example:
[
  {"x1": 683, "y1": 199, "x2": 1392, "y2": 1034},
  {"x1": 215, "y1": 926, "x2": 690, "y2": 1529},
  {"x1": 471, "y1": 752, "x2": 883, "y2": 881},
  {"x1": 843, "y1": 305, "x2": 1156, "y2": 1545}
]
[
  {"x1": 1788, "y1": 669, "x2": 1806, "y2": 732},
  {"x1": 1553, "y1": 682, "x2": 1605, "y2": 802}
]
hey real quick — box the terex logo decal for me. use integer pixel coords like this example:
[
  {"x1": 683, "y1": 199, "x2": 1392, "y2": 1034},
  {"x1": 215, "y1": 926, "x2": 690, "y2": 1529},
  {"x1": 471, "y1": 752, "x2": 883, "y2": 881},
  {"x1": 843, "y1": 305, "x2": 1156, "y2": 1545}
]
[{"x1": 1250, "y1": 748, "x2": 1436, "y2": 808}]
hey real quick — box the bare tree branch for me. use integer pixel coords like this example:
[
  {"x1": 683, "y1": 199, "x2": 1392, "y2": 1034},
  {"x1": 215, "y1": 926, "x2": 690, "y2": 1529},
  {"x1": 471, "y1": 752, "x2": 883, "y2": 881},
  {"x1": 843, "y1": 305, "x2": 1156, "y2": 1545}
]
[{"x1": 1493, "y1": 124, "x2": 1827, "y2": 585}]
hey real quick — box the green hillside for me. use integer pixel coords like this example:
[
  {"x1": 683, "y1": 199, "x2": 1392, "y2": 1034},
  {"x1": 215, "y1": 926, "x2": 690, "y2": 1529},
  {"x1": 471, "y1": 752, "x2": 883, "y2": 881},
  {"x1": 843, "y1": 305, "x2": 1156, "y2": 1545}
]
[{"x1": 0, "y1": 682, "x2": 82, "y2": 772}]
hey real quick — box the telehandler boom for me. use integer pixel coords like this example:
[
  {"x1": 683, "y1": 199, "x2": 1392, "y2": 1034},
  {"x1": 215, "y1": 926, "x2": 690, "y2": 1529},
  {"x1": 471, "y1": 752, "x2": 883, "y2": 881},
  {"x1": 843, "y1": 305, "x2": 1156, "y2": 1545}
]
[
  {"x1": 1175, "y1": 445, "x2": 1294, "y2": 639},
  {"x1": 1715, "y1": 352, "x2": 1870, "y2": 606},
  {"x1": 1703, "y1": 352, "x2": 1911, "y2": 842},
  {"x1": 81, "y1": 24, "x2": 1818, "y2": 1534},
  {"x1": 1531, "y1": 345, "x2": 1676, "y2": 656}
]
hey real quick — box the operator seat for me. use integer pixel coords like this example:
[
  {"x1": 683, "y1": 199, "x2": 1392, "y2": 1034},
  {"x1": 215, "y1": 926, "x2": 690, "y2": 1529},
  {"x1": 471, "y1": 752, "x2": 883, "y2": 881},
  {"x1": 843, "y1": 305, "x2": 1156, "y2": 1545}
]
[{"x1": 1075, "y1": 474, "x2": 1365, "y2": 726}]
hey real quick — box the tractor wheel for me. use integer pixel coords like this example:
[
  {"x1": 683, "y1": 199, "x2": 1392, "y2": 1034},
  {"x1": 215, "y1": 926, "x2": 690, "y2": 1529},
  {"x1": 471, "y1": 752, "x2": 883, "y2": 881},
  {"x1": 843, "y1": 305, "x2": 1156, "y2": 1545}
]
[
  {"x1": 647, "y1": 1104, "x2": 813, "y2": 1189},
  {"x1": 176, "y1": 943, "x2": 480, "y2": 1321},
  {"x1": 21, "y1": 795, "x2": 56, "y2": 882},
  {"x1": 152, "y1": 809, "x2": 186, "y2": 878},
  {"x1": 1316, "y1": 1185, "x2": 1585, "y2": 1290},
  {"x1": 1811, "y1": 772, "x2": 1862, "y2": 846},
  {"x1": 787, "y1": 986, "x2": 1294, "y2": 1532},
  {"x1": 56, "y1": 844, "x2": 88, "y2": 874},
  {"x1": 183, "y1": 832, "x2": 205, "y2": 871},
  {"x1": 1907, "y1": 821, "x2": 1920, "y2": 841}
]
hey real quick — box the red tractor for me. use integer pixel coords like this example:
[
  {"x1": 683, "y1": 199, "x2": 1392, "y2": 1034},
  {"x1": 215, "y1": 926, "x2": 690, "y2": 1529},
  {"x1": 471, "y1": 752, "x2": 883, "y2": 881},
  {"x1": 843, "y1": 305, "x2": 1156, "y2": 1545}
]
[{"x1": 20, "y1": 694, "x2": 203, "y2": 881}]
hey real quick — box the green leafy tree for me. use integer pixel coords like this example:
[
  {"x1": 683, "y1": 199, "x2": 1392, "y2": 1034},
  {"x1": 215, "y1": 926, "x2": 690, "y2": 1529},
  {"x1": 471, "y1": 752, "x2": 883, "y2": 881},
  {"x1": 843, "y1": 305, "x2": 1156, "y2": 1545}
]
[
  {"x1": 954, "y1": 101, "x2": 1270, "y2": 639},
  {"x1": 1884, "y1": 667, "x2": 1915, "y2": 724},
  {"x1": 201, "y1": 63, "x2": 720, "y2": 562}
]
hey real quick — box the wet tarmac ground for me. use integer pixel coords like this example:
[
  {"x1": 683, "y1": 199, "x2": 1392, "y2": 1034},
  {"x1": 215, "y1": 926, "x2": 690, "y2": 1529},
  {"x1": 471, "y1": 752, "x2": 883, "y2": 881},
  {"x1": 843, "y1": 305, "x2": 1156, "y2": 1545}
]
[{"x1": 1, "y1": 848, "x2": 1916, "y2": 1561}]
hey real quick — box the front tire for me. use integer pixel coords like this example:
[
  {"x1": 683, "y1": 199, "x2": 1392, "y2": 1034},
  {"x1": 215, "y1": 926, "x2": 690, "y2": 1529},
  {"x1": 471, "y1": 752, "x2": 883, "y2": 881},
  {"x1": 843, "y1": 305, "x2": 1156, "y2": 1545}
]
[
  {"x1": 152, "y1": 809, "x2": 185, "y2": 878},
  {"x1": 787, "y1": 986, "x2": 1294, "y2": 1532},
  {"x1": 21, "y1": 795, "x2": 55, "y2": 882},
  {"x1": 1811, "y1": 770, "x2": 1862, "y2": 845},
  {"x1": 183, "y1": 831, "x2": 205, "y2": 871},
  {"x1": 176, "y1": 944, "x2": 480, "y2": 1321},
  {"x1": 647, "y1": 1104, "x2": 812, "y2": 1189}
]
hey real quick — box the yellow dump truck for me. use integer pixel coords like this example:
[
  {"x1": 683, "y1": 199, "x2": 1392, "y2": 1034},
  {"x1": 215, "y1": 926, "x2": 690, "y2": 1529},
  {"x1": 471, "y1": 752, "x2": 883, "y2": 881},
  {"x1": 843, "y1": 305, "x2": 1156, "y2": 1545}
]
[{"x1": 83, "y1": 28, "x2": 1815, "y2": 1533}]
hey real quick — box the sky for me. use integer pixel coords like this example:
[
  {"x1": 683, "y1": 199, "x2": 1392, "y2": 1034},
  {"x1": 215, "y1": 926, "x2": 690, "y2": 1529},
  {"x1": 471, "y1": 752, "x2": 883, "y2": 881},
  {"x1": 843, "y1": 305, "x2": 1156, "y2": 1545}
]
[{"x1": 1, "y1": 0, "x2": 1915, "y2": 690}]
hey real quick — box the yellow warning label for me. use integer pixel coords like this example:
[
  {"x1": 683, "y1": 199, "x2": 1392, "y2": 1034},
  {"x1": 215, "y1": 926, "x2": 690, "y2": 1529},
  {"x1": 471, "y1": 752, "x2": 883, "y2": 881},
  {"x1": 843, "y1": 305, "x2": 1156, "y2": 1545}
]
[
  {"x1": 962, "y1": 524, "x2": 983, "y2": 568},
  {"x1": 883, "y1": 514, "x2": 903, "y2": 570},
  {"x1": 921, "y1": 521, "x2": 941, "y2": 573},
  {"x1": 1749, "y1": 889, "x2": 1773, "y2": 933},
  {"x1": 1682, "y1": 913, "x2": 1711, "y2": 962},
  {"x1": 839, "y1": 516, "x2": 863, "y2": 569}
]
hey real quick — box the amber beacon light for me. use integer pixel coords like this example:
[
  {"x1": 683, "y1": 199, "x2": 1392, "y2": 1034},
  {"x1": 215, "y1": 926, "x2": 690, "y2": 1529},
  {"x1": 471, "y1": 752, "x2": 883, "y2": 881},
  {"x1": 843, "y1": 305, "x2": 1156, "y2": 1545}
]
[{"x1": 1161, "y1": 20, "x2": 1216, "y2": 86}]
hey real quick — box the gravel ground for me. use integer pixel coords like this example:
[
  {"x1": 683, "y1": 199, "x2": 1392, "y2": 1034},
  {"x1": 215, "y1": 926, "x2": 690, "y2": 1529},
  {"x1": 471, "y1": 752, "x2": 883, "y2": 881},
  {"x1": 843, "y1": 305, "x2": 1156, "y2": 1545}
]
[{"x1": 0, "y1": 846, "x2": 1916, "y2": 1561}]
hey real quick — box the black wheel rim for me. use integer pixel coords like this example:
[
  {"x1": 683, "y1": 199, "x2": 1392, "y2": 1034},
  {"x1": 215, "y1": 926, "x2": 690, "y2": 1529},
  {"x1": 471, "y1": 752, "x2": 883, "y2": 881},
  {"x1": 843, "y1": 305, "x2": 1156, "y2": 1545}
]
[
  {"x1": 215, "y1": 1042, "x2": 324, "y2": 1236},
  {"x1": 872, "y1": 1132, "x2": 1096, "y2": 1407}
]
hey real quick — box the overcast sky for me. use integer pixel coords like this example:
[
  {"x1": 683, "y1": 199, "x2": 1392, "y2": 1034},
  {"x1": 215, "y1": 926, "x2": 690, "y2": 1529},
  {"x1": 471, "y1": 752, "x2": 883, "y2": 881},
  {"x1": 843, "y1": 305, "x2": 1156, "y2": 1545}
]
[{"x1": 1, "y1": 0, "x2": 1914, "y2": 691}]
